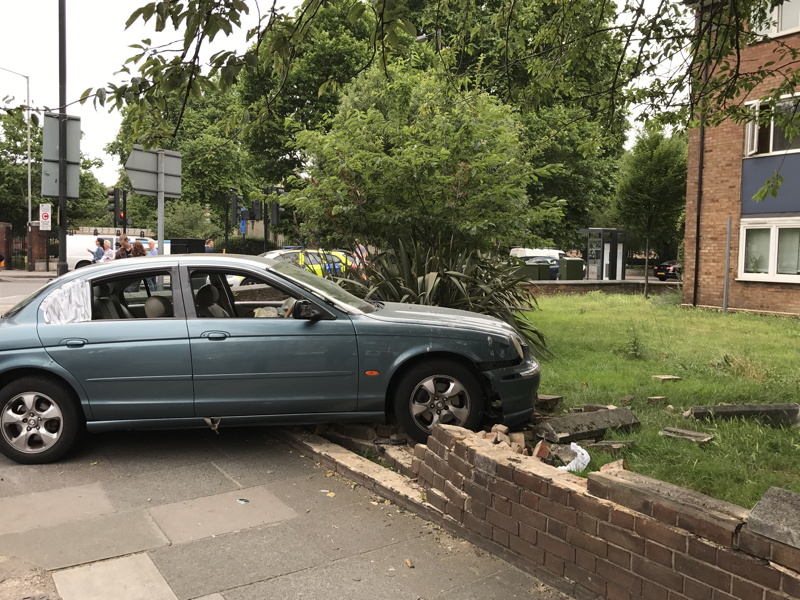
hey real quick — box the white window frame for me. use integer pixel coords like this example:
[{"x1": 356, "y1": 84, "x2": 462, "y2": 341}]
[
  {"x1": 738, "y1": 217, "x2": 800, "y2": 283},
  {"x1": 756, "y1": 0, "x2": 800, "y2": 37},
  {"x1": 744, "y1": 96, "x2": 800, "y2": 157}
]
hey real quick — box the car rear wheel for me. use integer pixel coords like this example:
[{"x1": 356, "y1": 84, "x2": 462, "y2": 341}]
[
  {"x1": 657, "y1": 275, "x2": 667, "y2": 281},
  {"x1": 0, "y1": 377, "x2": 81, "y2": 464},
  {"x1": 394, "y1": 359, "x2": 484, "y2": 444}
]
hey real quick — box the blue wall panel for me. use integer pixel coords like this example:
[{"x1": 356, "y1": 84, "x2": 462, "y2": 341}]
[{"x1": 741, "y1": 155, "x2": 800, "y2": 214}]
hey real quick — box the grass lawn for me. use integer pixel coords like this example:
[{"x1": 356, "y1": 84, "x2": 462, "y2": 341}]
[{"x1": 530, "y1": 290, "x2": 800, "y2": 509}]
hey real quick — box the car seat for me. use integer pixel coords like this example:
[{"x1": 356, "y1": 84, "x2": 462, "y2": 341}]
[
  {"x1": 195, "y1": 284, "x2": 230, "y2": 318},
  {"x1": 144, "y1": 296, "x2": 173, "y2": 318}
]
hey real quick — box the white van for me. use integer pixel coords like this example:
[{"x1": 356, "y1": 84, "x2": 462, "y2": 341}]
[
  {"x1": 66, "y1": 234, "x2": 170, "y2": 270},
  {"x1": 510, "y1": 247, "x2": 565, "y2": 260}
]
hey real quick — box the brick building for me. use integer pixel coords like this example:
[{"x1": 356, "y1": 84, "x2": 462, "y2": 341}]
[{"x1": 684, "y1": 2, "x2": 800, "y2": 315}]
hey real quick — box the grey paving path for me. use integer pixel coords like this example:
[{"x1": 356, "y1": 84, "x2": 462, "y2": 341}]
[{"x1": 0, "y1": 427, "x2": 570, "y2": 600}]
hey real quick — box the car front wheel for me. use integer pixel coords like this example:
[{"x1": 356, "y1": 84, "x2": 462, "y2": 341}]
[
  {"x1": 394, "y1": 360, "x2": 484, "y2": 444},
  {"x1": 0, "y1": 377, "x2": 81, "y2": 464}
]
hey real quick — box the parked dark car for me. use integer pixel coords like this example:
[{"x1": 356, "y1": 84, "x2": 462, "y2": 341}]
[
  {"x1": 0, "y1": 254, "x2": 540, "y2": 464},
  {"x1": 524, "y1": 256, "x2": 559, "y2": 280},
  {"x1": 654, "y1": 260, "x2": 682, "y2": 281}
]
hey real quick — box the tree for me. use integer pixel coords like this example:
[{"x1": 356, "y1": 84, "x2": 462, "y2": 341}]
[
  {"x1": 239, "y1": 2, "x2": 374, "y2": 186},
  {"x1": 290, "y1": 63, "x2": 551, "y2": 251},
  {"x1": 614, "y1": 127, "x2": 687, "y2": 296},
  {"x1": 164, "y1": 198, "x2": 222, "y2": 239},
  {"x1": 79, "y1": 0, "x2": 793, "y2": 153},
  {"x1": 0, "y1": 112, "x2": 39, "y2": 232},
  {"x1": 522, "y1": 106, "x2": 622, "y2": 250},
  {"x1": 106, "y1": 86, "x2": 259, "y2": 237}
]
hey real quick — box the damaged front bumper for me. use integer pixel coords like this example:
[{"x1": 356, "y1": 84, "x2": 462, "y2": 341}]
[{"x1": 482, "y1": 357, "x2": 540, "y2": 428}]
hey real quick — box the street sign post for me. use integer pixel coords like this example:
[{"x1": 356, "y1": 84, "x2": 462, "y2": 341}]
[
  {"x1": 125, "y1": 145, "x2": 182, "y2": 255},
  {"x1": 41, "y1": 113, "x2": 80, "y2": 199},
  {"x1": 39, "y1": 204, "x2": 52, "y2": 231}
]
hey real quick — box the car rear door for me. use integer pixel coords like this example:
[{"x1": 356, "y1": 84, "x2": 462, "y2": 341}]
[
  {"x1": 37, "y1": 267, "x2": 194, "y2": 422},
  {"x1": 183, "y1": 268, "x2": 360, "y2": 417}
]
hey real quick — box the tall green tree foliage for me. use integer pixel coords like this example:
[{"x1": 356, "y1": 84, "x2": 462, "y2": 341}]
[
  {"x1": 239, "y1": 2, "x2": 373, "y2": 186},
  {"x1": 290, "y1": 63, "x2": 554, "y2": 251},
  {"x1": 106, "y1": 86, "x2": 258, "y2": 236},
  {"x1": 80, "y1": 0, "x2": 800, "y2": 148},
  {"x1": 523, "y1": 106, "x2": 621, "y2": 250},
  {"x1": 614, "y1": 127, "x2": 687, "y2": 295},
  {"x1": 0, "y1": 113, "x2": 39, "y2": 231}
]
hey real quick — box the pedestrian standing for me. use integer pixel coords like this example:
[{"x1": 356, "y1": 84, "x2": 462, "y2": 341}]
[
  {"x1": 88, "y1": 238, "x2": 105, "y2": 263},
  {"x1": 147, "y1": 239, "x2": 158, "y2": 256},
  {"x1": 205, "y1": 239, "x2": 215, "y2": 253},
  {"x1": 115, "y1": 235, "x2": 133, "y2": 259}
]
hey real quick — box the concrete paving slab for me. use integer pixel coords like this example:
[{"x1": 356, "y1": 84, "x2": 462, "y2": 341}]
[
  {"x1": 0, "y1": 454, "x2": 119, "y2": 498},
  {"x1": 222, "y1": 551, "x2": 413, "y2": 600},
  {"x1": 210, "y1": 447, "x2": 319, "y2": 488},
  {"x1": 0, "y1": 510, "x2": 169, "y2": 570},
  {"x1": 102, "y1": 462, "x2": 239, "y2": 511},
  {"x1": 205, "y1": 426, "x2": 287, "y2": 458},
  {"x1": 285, "y1": 497, "x2": 426, "y2": 561},
  {"x1": 438, "y1": 566, "x2": 572, "y2": 599},
  {"x1": 0, "y1": 482, "x2": 115, "y2": 535},
  {"x1": 86, "y1": 430, "x2": 228, "y2": 476},
  {"x1": 267, "y1": 470, "x2": 375, "y2": 513},
  {"x1": 193, "y1": 595, "x2": 225, "y2": 600},
  {"x1": 148, "y1": 485, "x2": 298, "y2": 545},
  {"x1": 149, "y1": 521, "x2": 329, "y2": 600},
  {"x1": 53, "y1": 553, "x2": 177, "y2": 600},
  {"x1": 331, "y1": 531, "x2": 507, "y2": 599}
]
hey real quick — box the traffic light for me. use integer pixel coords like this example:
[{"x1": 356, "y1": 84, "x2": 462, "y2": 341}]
[
  {"x1": 120, "y1": 190, "x2": 129, "y2": 232},
  {"x1": 269, "y1": 201, "x2": 284, "y2": 225},
  {"x1": 230, "y1": 191, "x2": 245, "y2": 226},
  {"x1": 251, "y1": 201, "x2": 263, "y2": 221},
  {"x1": 106, "y1": 188, "x2": 120, "y2": 226}
]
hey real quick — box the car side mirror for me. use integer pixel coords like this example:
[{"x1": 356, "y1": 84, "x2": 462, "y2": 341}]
[{"x1": 292, "y1": 299, "x2": 323, "y2": 321}]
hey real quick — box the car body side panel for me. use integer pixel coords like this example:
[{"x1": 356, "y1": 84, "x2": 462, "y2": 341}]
[
  {"x1": 187, "y1": 316, "x2": 360, "y2": 416},
  {"x1": 37, "y1": 319, "x2": 194, "y2": 421}
]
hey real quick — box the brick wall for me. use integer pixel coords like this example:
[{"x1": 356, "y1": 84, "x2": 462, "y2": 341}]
[
  {"x1": 412, "y1": 424, "x2": 800, "y2": 600},
  {"x1": 684, "y1": 33, "x2": 800, "y2": 314}
]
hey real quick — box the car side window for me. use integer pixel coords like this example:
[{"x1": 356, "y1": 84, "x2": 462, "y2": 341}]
[
  {"x1": 92, "y1": 272, "x2": 174, "y2": 320},
  {"x1": 191, "y1": 270, "x2": 296, "y2": 319}
]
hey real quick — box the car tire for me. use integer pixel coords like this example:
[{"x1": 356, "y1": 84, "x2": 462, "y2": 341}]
[
  {"x1": 393, "y1": 359, "x2": 484, "y2": 444},
  {"x1": 75, "y1": 260, "x2": 92, "y2": 269},
  {"x1": 657, "y1": 276, "x2": 667, "y2": 281},
  {"x1": 241, "y1": 278, "x2": 258, "y2": 286},
  {"x1": 0, "y1": 377, "x2": 82, "y2": 464}
]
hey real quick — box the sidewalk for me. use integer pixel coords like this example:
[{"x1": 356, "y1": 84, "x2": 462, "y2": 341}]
[{"x1": 0, "y1": 427, "x2": 569, "y2": 600}]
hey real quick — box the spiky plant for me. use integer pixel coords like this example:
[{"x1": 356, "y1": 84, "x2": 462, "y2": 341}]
[{"x1": 334, "y1": 240, "x2": 545, "y2": 354}]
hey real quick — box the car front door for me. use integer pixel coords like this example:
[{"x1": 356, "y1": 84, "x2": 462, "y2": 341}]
[
  {"x1": 36, "y1": 268, "x2": 194, "y2": 422},
  {"x1": 183, "y1": 269, "x2": 359, "y2": 418}
]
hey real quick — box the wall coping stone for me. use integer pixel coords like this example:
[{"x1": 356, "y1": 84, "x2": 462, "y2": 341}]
[
  {"x1": 749, "y1": 487, "x2": 800, "y2": 549},
  {"x1": 587, "y1": 470, "x2": 748, "y2": 547}
]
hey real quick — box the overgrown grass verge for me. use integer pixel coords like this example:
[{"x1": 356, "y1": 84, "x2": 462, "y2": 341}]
[{"x1": 530, "y1": 291, "x2": 800, "y2": 508}]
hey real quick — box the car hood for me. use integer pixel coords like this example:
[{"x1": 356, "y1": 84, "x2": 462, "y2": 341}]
[{"x1": 364, "y1": 302, "x2": 519, "y2": 338}]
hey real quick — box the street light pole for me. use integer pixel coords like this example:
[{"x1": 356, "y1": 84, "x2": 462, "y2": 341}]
[{"x1": 0, "y1": 66, "x2": 32, "y2": 271}]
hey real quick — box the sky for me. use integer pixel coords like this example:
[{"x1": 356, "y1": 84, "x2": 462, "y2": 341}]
[{"x1": 0, "y1": 0, "x2": 300, "y2": 187}]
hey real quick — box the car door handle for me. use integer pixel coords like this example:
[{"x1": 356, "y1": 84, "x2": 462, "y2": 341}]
[
  {"x1": 62, "y1": 339, "x2": 87, "y2": 348},
  {"x1": 202, "y1": 331, "x2": 229, "y2": 340}
]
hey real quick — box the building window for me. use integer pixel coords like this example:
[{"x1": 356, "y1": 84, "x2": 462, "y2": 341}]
[
  {"x1": 745, "y1": 98, "x2": 800, "y2": 156},
  {"x1": 739, "y1": 218, "x2": 800, "y2": 281}
]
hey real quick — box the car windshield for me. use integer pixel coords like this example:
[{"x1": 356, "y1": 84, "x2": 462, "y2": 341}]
[{"x1": 267, "y1": 259, "x2": 377, "y2": 314}]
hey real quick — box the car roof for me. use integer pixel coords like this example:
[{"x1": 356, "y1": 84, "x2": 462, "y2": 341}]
[{"x1": 57, "y1": 254, "x2": 279, "y2": 283}]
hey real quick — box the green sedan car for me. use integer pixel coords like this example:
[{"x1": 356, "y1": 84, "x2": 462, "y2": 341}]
[{"x1": 0, "y1": 254, "x2": 540, "y2": 464}]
